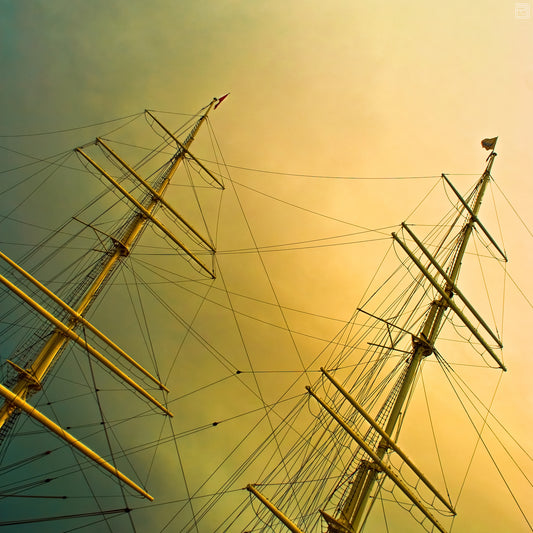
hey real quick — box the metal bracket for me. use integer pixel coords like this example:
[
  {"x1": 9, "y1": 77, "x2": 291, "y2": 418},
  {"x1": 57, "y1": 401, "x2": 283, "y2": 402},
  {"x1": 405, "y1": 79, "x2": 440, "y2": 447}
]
[{"x1": 6, "y1": 360, "x2": 41, "y2": 390}]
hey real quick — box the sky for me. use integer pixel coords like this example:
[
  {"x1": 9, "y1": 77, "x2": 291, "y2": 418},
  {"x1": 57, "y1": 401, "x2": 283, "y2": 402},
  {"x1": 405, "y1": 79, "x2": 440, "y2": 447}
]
[{"x1": 0, "y1": 1, "x2": 532, "y2": 532}]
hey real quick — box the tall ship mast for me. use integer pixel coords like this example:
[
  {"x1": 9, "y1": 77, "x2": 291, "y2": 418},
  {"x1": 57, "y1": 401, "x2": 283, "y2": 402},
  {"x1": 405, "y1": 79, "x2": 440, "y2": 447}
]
[
  {"x1": 0, "y1": 99, "x2": 226, "y2": 526},
  {"x1": 0, "y1": 106, "x2": 530, "y2": 533},
  {"x1": 244, "y1": 142, "x2": 509, "y2": 533}
]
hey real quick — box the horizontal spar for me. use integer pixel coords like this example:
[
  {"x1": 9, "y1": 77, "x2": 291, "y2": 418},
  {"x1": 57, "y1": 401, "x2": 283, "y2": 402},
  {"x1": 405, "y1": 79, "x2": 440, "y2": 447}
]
[
  {"x1": 0, "y1": 382, "x2": 154, "y2": 501},
  {"x1": 441, "y1": 174, "x2": 507, "y2": 262},
  {"x1": 145, "y1": 110, "x2": 225, "y2": 189},
  {"x1": 320, "y1": 367, "x2": 455, "y2": 515},
  {"x1": 306, "y1": 386, "x2": 449, "y2": 533},
  {"x1": 246, "y1": 484, "x2": 305, "y2": 533},
  {"x1": 0, "y1": 249, "x2": 169, "y2": 392},
  {"x1": 95, "y1": 137, "x2": 216, "y2": 252},
  {"x1": 75, "y1": 147, "x2": 215, "y2": 279},
  {"x1": 0, "y1": 272, "x2": 173, "y2": 416},
  {"x1": 401, "y1": 223, "x2": 502, "y2": 348},
  {"x1": 392, "y1": 232, "x2": 506, "y2": 371}
]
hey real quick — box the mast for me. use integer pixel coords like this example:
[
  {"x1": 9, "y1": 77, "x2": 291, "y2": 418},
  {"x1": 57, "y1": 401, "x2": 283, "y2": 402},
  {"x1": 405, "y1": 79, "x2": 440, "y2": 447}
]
[
  {"x1": 330, "y1": 148, "x2": 502, "y2": 531},
  {"x1": 247, "y1": 144, "x2": 506, "y2": 532},
  {"x1": 0, "y1": 99, "x2": 218, "y2": 434}
]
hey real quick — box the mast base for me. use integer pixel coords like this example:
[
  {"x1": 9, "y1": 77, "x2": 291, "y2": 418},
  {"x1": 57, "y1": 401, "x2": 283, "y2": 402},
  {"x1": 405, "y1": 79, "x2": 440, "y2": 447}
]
[{"x1": 320, "y1": 510, "x2": 353, "y2": 533}]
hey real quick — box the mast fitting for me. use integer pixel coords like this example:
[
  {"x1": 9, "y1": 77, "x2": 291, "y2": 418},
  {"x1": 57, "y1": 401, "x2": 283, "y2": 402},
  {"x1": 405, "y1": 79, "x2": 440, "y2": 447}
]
[
  {"x1": 411, "y1": 333, "x2": 433, "y2": 357},
  {"x1": 6, "y1": 360, "x2": 41, "y2": 390}
]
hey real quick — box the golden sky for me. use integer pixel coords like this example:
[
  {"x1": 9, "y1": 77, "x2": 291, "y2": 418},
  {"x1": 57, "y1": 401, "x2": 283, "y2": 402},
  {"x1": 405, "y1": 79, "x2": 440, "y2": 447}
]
[{"x1": 0, "y1": 1, "x2": 532, "y2": 531}]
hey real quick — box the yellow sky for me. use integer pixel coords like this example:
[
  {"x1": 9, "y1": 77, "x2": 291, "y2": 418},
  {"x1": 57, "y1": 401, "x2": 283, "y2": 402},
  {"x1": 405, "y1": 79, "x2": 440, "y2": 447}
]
[{"x1": 0, "y1": 1, "x2": 532, "y2": 531}]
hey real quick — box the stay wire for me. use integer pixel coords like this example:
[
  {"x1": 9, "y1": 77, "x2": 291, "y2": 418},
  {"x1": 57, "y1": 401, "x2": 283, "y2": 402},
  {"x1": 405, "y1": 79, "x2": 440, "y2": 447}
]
[
  {"x1": 0, "y1": 112, "x2": 143, "y2": 138},
  {"x1": 209, "y1": 130, "x2": 312, "y2": 521},
  {"x1": 81, "y1": 326, "x2": 136, "y2": 533},
  {"x1": 420, "y1": 371, "x2": 452, "y2": 503},
  {"x1": 493, "y1": 180, "x2": 533, "y2": 240},
  {"x1": 121, "y1": 261, "x2": 162, "y2": 387},
  {"x1": 440, "y1": 365, "x2": 533, "y2": 532}
]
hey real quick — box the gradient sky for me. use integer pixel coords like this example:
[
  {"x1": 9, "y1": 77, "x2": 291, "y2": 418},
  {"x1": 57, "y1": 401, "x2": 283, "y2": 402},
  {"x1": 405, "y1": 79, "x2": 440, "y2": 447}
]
[{"x1": 0, "y1": 1, "x2": 532, "y2": 532}]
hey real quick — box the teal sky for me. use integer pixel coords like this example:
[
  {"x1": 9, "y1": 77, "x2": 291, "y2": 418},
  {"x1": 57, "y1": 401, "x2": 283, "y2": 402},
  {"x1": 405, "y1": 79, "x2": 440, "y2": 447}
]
[{"x1": 0, "y1": 1, "x2": 532, "y2": 531}]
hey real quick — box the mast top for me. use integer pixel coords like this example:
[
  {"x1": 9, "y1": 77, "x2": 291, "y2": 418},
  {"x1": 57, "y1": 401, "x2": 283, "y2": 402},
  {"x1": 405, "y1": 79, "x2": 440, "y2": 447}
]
[{"x1": 481, "y1": 136, "x2": 498, "y2": 174}]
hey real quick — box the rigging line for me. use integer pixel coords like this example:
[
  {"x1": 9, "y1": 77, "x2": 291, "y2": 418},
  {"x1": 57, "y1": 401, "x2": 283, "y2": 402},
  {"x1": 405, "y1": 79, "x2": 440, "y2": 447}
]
[
  {"x1": 0, "y1": 142, "x2": 73, "y2": 169},
  {"x1": 442, "y1": 367, "x2": 533, "y2": 531},
  {"x1": 23, "y1": 354, "x2": 113, "y2": 530},
  {"x1": 170, "y1": 374, "x2": 236, "y2": 403},
  {"x1": 211, "y1": 251, "x2": 308, "y2": 520},
  {"x1": 116, "y1": 486, "x2": 245, "y2": 510},
  {"x1": 123, "y1": 268, "x2": 248, "y2": 385},
  {"x1": 0, "y1": 492, "x2": 68, "y2": 500},
  {"x1": 420, "y1": 371, "x2": 452, "y2": 502},
  {"x1": 218, "y1": 226, "x2": 396, "y2": 252},
  {"x1": 52, "y1": 354, "x2": 124, "y2": 515},
  {"x1": 62, "y1": 514, "x2": 131, "y2": 533},
  {"x1": 473, "y1": 235, "x2": 501, "y2": 340},
  {"x1": 0, "y1": 507, "x2": 131, "y2": 526},
  {"x1": 0, "y1": 150, "x2": 72, "y2": 223},
  {"x1": 222, "y1": 175, "x2": 384, "y2": 232},
  {"x1": 65, "y1": 132, "x2": 443, "y2": 182},
  {"x1": 207, "y1": 119, "x2": 225, "y2": 243},
  {"x1": 0, "y1": 150, "x2": 74, "y2": 199},
  {"x1": 211, "y1": 126, "x2": 314, "y2": 361},
  {"x1": 0, "y1": 153, "x2": 72, "y2": 176},
  {"x1": 144, "y1": 109, "x2": 204, "y2": 117},
  {"x1": 162, "y1": 407, "x2": 277, "y2": 531},
  {"x1": 501, "y1": 259, "x2": 507, "y2": 341},
  {"x1": 128, "y1": 259, "x2": 353, "y2": 348},
  {"x1": 0, "y1": 145, "x2": 89, "y2": 177},
  {"x1": 120, "y1": 278, "x2": 274, "y2": 423},
  {"x1": 226, "y1": 167, "x2": 345, "y2": 386},
  {"x1": 123, "y1": 262, "x2": 162, "y2": 386},
  {"x1": 153, "y1": 271, "x2": 221, "y2": 385},
  {"x1": 357, "y1": 240, "x2": 401, "y2": 310},
  {"x1": 208, "y1": 393, "x2": 304, "y2": 428},
  {"x1": 216, "y1": 236, "x2": 392, "y2": 255},
  {"x1": 404, "y1": 176, "x2": 443, "y2": 222},
  {"x1": 489, "y1": 179, "x2": 507, "y2": 258},
  {"x1": 0, "y1": 450, "x2": 52, "y2": 475},
  {"x1": 81, "y1": 326, "x2": 136, "y2": 533},
  {"x1": 25, "y1": 389, "x2": 98, "y2": 408},
  {"x1": 115, "y1": 254, "x2": 350, "y2": 325},
  {"x1": 443, "y1": 358, "x2": 533, "y2": 464},
  {"x1": 166, "y1": 417, "x2": 200, "y2": 533},
  {"x1": 132, "y1": 234, "x2": 391, "y2": 256},
  {"x1": 199, "y1": 161, "x2": 442, "y2": 181},
  {"x1": 1, "y1": 216, "x2": 115, "y2": 244},
  {"x1": 492, "y1": 180, "x2": 533, "y2": 239},
  {"x1": 498, "y1": 259, "x2": 533, "y2": 310},
  {"x1": 183, "y1": 158, "x2": 216, "y2": 245},
  {"x1": 379, "y1": 478, "x2": 392, "y2": 533},
  {"x1": 217, "y1": 405, "x2": 330, "y2": 526},
  {"x1": 0, "y1": 112, "x2": 143, "y2": 138}
]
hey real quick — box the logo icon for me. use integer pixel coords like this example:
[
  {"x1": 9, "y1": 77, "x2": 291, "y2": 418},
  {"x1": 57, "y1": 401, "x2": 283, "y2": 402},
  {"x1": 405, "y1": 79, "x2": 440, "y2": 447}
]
[{"x1": 515, "y1": 2, "x2": 531, "y2": 19}]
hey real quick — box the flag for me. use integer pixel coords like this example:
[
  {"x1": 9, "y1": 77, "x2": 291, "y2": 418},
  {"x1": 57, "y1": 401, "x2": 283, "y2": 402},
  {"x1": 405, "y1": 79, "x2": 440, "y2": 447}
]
[
  {"x1": 214, "y1": 93, "x2": 229, "y2": 110},
  {"x1": 481, "y1": 137, "x2": 498, "y2": 151}
]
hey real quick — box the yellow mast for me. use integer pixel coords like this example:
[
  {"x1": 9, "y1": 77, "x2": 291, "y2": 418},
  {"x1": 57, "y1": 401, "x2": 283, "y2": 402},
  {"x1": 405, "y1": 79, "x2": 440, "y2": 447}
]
[
  {"x1": 0, "y1": 98, "x2": 222, "y2": 496},
  {"x1": 331, "y1": 149, "x2": 503, "y2": 532}
]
